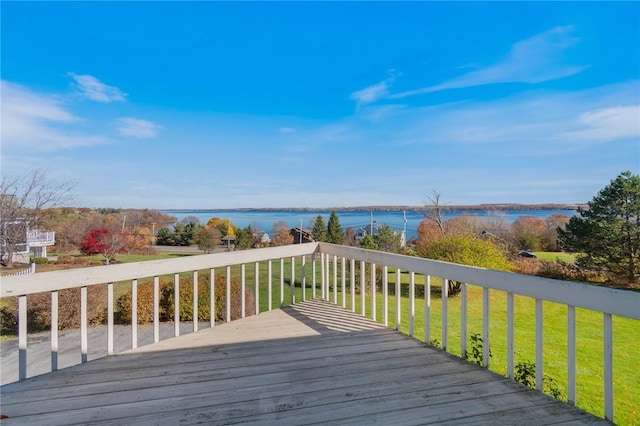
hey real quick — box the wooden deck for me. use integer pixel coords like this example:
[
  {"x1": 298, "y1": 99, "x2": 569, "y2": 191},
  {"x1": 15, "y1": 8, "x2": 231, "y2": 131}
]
[{"x1": 0, "y1": 299, "x2": 608, "y2": 425}]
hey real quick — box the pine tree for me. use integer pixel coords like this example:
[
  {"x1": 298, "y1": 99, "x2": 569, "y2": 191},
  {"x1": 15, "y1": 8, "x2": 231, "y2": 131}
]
[
  {"x1": 312, "y1": 215, "x2": 327, "y2": 242},
  {"x1": 327, "y1": 211, "x2": 345, "y2": 245},
  {"x1": 558, "y1": 171, "x2": 640, "y2": 283}
]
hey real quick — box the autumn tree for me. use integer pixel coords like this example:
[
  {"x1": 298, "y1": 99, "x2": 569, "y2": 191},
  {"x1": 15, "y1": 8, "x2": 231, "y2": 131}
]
[
  {"x1": 129, "y1": 226, "x2": 154, "y2": 254},
  {"x1": 542, "y1": 214, "x2": 570, "y2": 251},
  {"x1": 194, "y1": 226, "x2": 221, "y2": 253},
  {"x1": 510, "y1": 216, "x2": 546, "y2": 251},
  {"x1": 0, "y1": 169, "x2": 73, "y2": 266},
  {"x1": 311, "y1": 215, "x2": 327, "y2": 242},
  {"x1": 345, "y1": 227, "x2": 356, "y2": 246},
  {"x1": 417, "y1": 234, "x2": 514, "y2": 295},
  {"x1": 271, "y1": 221, "x2": 293, "y2": 246},
  {"x1": 558, "y1": 171, "x2": 640, "y2": 283},
  {"x1": 327, "y1": 211, "x2": 344, "y2": 245},
  {"x1": 80, "y1": 226, "x2": 128, "y2": 264}
]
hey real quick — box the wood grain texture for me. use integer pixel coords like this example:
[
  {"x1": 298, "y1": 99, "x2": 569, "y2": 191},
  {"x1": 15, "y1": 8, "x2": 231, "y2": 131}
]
[{"x1": 0, "y1": 299, "x2": 609, "y2": 425}]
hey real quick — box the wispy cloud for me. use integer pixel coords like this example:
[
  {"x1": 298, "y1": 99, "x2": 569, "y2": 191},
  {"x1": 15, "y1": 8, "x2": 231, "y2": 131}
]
[
  {"x1": 1, "y1": 80, "x2": 108, "y2": 151},
  {"x1": 68, "y1": 72, "x2": 127, "y2": 102},
  {"x1": 350, "y1": 70, "x2": 398, "y2": 107},
  {"x1": 279, "y1": 127, "x2": 296, "y2": 134},
  {"x1": 392, "y1": 26, "x2": 588, "y2": 98},
  {"x1": 561, "y1": 105, "x2": 640, "y2": 141},
  {"x1": 116, "y1": 117, "x2": 163, "y2": 139}
]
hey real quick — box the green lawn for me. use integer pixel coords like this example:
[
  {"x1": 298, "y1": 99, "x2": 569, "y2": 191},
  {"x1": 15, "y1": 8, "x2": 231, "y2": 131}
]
[{"x1": 533, "y1": 251, "x2": 577, "y2": 263}]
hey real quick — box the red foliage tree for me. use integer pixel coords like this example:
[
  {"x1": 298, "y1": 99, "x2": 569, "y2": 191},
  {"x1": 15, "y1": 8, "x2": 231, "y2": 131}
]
[{"x1": 80, "y1": 228, "x2": 109, "y2": 255}]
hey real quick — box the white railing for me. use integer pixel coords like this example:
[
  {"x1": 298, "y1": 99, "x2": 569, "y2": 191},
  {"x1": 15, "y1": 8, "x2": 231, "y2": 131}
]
[
  {"x1": 2, "y1": 263, "x2": 36, "y2": 277},
  {"x1": 1, "y1": 242, "x2": 638, "y2": 423},
  {"x1": 26, "y1": 230, "x2": 55, "y2": 246}
]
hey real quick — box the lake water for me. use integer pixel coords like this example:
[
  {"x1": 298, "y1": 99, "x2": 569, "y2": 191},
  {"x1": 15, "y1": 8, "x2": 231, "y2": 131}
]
[{"x1": 162, "y1": 208, "x2": 577, "y2": 240}]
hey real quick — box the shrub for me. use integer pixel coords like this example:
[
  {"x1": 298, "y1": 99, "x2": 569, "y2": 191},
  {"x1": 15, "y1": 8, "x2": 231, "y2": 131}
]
[
  {"x1": 0, "y1": 285, "x2": 108, "y2": 335},
  {"x1": 116, "y1": 279, "x2": 174, "y2": 324},
  {"x1": 116, "y1": 273, "x2": 255, "y2": 325},
  {"x1": 31, "y1": 257, "x2": 49, "y2": 265}
]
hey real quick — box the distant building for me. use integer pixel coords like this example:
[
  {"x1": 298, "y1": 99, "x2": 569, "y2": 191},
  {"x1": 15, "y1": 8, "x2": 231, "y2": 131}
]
[{"x1": 290, "y1": 227, "x2": 314, "y2": 244}]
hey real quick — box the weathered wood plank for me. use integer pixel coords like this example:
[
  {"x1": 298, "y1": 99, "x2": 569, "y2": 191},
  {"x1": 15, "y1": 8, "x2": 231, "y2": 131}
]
[{"x1": 0, "y1": 300, "x2": 607, "y2": 425}]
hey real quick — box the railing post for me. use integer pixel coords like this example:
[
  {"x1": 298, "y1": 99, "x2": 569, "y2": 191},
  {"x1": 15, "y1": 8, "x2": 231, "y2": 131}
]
[
  {"x1": 311, "y1": 254, "x2": 316, "y2": 299},
  {"x1": 255, "y1": 262, "x2": 260, "y2": 313},
  {"x1": 290, "y1": 256, "x2": 295, "y2": 305},
  {"x1": 341, "y1": 257, "x2": 346, "y2": 308},
  {"x1": 81, "y1": 286, "x2": 88, "y2": 363},
  {"x1": 325, "y1": 254, "x2": 330, "y2": 300},
  {"x1": 383, "y1": 265, "x2": 388, "y2": 327},
  {"x1": 153, "y1": 277, "x2": 160, "y2": 343},
  {"x1": 279, "y1": 258, "x2": 284, "y2": 307},
  {"x1": 51, "y1": 290, "x2": 58, "y2": 371},
  {"x1": 567, "y1": 305, "x2": 576, "y2": 404},
  {"x1": 18, "y1": 295, "x2": 27, "y2": 380},
  {"x1": 107, "y1": 283, "x2": 114, "y2": 355},
  {"x1": 604, "y1": 312, "x2": 614, "y2": 421},
  {"x1": 226, "y1": 266, "x2": 231, "y2": 322},
  {"x1": 395, "y1": 269, "x2": 401, "y2": 330},
  {"x1": 268, "y1": 260, "x2": 273, "y2": 310},
  {"x1": 483, "y1": 287, "x2": 490, "y2": 367},
  {"x1": 507, "y1": 291, "x2": 514, "y2": 379},
  {"x1": 132, "y1": 279, "x2": 138, "y2": 348},
  {"x1": 442, "y1": 279, "x2": 448, "y2": 351},
  {"x1": 409, "y1": 271, "x2": 415, "y2": 337},
  {"x1": 333, "y1": 255, "x2": 338, "y2": 305},
  {"x1": 371, "y1": 264, "x2": 377, "y2": 321},
  {"x1": 360, "y1": 260, "x2": 366, "y2": 316},
  {"x1": 300, "y1": 256, "x2": 305, "y2": 302},
  {"x1": 461, "y1": 282, "x2": 467, "y2": 358},
  {"x1": 174, "y1": 274, "x2": 180, "y2": 337},
  {"x1": 424, "y1": 275, "x2": 431, "y2": 344},
  {"x1": 535, "y1": 298, "x2": 543, "y2": 389},
  {"x1": 210, "y1": 268, "x2": 215, "y2": 328},
  {"x1": 241, "y1": 264, "x2": 246, "y2": 318},
  {"x1": 320, "y1": 253, "x2": 325, "y2": 300},
  {"x1": 193, "y1": 271, "x2": 199, "y2": 331},
  {"x1": 350, "y1": 258, "x2": 356, "y2": 312}
]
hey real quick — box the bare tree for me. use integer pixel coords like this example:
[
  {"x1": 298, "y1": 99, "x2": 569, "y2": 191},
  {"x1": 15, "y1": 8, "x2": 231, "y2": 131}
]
[
  {"x1": 1, "y1": 169, "x2": 73, "y2": 266},
  {"x1": 422, "y1": 190, "x2": 446, "y2": 235}
]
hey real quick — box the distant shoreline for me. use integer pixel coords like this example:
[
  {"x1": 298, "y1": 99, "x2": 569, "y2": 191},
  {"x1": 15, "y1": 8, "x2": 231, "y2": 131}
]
[{"x1": 162, "y1": 203, "x2": 585, "y2": 213}]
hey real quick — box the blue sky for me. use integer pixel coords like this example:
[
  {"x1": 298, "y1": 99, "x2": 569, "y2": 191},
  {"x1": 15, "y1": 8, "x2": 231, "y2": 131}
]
[{"x1": 2, "y1": 2, "x2": 638, "y2": 209}]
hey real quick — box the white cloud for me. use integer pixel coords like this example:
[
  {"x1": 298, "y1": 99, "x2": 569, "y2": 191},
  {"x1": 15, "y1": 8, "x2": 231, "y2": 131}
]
[
  {"x1": 562, "y1": 105, "x2": 640, "y2": 141},
  {"x1": 392, "y1": 26, "x2": 588, "y2": 98},
  {"x1": 116, "y1": 117, "x2": 163, "y2": 139},
  {"x1": 1, "y1": 80, "x2": 109, "y2": 151},
  {"x1": 279, "y1": 127, "x2": 296, "y2": 134},
  {"x1": 350, "y1": 80, "x2": 391, "y2": 105},
  {"x1": 68, "y1": 72, "x2": 127, "y2": 102}
]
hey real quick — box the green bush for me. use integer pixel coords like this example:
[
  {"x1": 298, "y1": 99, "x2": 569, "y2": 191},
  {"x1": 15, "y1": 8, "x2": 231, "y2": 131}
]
[{"x1": 31, "y1": 257, "x2": 49, "y2": 265}]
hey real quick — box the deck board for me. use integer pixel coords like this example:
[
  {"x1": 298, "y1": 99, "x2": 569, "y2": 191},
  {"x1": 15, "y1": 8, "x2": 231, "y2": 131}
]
[{"x1": 0, "y1": 299, "x2": 609, "y2": 425}]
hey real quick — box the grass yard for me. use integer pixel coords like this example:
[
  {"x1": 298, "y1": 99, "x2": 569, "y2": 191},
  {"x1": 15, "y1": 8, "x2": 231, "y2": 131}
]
[{"x1": 534, "y1": 251, "x2": 578, "y2": 263}]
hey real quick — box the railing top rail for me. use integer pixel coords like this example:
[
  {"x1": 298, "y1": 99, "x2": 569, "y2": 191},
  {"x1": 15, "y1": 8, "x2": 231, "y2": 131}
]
[
  {"x1": 318, "y1": 243, "x2": 640, "y2": 320},
  {"x1": 1, "y1": 243, "x2": 319, "y2": 298}
]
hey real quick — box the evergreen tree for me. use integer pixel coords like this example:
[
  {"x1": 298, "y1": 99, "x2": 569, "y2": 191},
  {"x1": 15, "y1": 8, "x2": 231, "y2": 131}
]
[
  {"x1": 558, "y1": 171, "x2": 640, "y2": 283},
  {"x1": 312, "y1": 215, "x2": 327, "y2": 242},
  {"x1": 373, "y1": 224, "x2": 402, "y2": 253},
  {"x1": 327, "y1": 210, "x2": 345, "y2": 244}
]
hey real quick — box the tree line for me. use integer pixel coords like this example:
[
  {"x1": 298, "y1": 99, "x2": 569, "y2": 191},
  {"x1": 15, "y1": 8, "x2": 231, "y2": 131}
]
[{"x1": 2, "y1": 169, "x2": 638, "y2": 285}]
